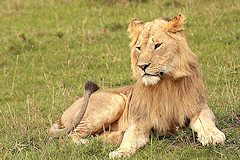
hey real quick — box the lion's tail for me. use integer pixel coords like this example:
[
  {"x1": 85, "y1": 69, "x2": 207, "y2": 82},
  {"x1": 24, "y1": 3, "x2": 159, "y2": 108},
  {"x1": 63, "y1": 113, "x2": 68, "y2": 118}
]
[
  {"x1": 49, "y1": 119, "x2": 63, "y2": 137},
  {"x1": 49, "y1": 81, "x2": 99, "y2": 138}
]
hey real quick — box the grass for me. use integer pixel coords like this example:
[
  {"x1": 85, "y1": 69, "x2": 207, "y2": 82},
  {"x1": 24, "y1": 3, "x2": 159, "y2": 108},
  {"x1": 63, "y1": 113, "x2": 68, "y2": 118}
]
[{"x1": 0, "y1": 0, "x2": 239, "y2": 159}]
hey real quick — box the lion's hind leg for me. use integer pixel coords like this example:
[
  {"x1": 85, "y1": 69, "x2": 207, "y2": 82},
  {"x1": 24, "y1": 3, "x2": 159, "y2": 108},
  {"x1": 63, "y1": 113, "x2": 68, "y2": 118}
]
[
  {"x1": 70, "y1": 133, "x2": 89, "y2": 145},
  {"x1": 70, "y1": 130, "x2": 124, "y2": 146},
  {"x1": 60, "y1": 91, "x2": 127, "y2": 145},
  {"x1": 99, "y1": 130, "x2": 124, "y2": 145}
]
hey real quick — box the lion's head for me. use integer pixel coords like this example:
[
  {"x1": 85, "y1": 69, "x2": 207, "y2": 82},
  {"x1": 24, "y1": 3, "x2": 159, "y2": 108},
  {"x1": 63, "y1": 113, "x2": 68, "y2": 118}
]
[{"x1": 128, "y1": 13, "x2": 198, "y2": 86}]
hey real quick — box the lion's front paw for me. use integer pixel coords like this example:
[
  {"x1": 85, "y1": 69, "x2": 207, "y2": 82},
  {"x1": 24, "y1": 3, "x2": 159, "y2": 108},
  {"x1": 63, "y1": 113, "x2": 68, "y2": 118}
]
[
  {"x1": 109, "y1": 148, "x2": 132, "y2": 159},
  {"x1": 198, "y1": 128, "x2": 226, "y2": 146}
]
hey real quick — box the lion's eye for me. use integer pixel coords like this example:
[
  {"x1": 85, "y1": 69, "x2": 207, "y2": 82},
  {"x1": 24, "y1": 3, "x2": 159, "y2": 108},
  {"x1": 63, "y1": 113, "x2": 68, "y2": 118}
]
[
  {"x1": 136, "y1": 47, "x2": 141, "y2": 52},
  {"x1": 154, "y1": 43, "x2": 162, "y2": 50}
]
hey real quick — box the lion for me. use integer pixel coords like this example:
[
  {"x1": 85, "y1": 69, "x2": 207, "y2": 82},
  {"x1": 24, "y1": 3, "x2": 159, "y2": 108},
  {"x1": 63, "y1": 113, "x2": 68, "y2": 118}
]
[{"x1": 49, "y1": 13, "x2": 226, "y2": 159}]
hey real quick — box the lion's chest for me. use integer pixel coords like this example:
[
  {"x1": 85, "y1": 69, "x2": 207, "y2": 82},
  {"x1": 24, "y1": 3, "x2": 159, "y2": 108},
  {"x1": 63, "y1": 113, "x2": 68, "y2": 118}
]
[
  {"x1": 131, "y1": 78, "x2": 202, "y2": 133},
  {"x1": 131, "y1": 88, "x2": 188, "y2": 133},
  {"x1": 149, "y1": 101, "x2": 183, "y2": 133}
]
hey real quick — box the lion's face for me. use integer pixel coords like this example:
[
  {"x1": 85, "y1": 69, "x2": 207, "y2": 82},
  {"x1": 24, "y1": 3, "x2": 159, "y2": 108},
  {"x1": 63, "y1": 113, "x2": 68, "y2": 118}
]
[
  {"x1": 134, "y1": 20, "x2": 177, "y2": 86},
  {"x1": 128, "y1": 13, "x2": 196, "y2": 86}
]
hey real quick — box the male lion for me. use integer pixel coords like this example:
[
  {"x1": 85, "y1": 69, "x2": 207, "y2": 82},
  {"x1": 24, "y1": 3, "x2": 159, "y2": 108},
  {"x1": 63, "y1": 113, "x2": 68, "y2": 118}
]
[{"x1": 49, "y1": 13, "x2": 226, "y2": 158}]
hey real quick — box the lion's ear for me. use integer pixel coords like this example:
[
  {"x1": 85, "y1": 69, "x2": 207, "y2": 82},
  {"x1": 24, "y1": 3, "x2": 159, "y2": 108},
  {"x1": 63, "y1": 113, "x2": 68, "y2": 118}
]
[
  {"x1": 164, "y1": 13, "x2": 186, "y2": 33},
  {"x1": 128, "y1": 18, "x2": 144, "y2": 47}
]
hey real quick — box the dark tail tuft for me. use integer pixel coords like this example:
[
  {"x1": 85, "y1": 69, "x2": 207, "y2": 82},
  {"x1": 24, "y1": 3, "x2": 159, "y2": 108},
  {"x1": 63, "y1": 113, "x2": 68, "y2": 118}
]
[{"x1": 85, "y1": 81, "x2": 99, "y2": 93}]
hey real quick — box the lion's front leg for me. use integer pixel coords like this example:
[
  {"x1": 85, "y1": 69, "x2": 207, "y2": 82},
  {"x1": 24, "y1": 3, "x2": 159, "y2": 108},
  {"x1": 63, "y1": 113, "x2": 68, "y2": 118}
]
[
  {"x1": 109, "y1": 122, "x2": 151, "y2": 159},
  {"x1": 190, "y1": 108, "x2": 226, "y2": 146}
]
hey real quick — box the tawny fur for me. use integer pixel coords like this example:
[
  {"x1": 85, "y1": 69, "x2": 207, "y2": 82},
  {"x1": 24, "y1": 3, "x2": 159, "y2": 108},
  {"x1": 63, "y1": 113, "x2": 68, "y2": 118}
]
[
  {"x1": 49, "y1": 13, "x2": 226, "y2": 159},
  {"x1": 130, "y1": 74, "x2": 207, "y2": 135}
]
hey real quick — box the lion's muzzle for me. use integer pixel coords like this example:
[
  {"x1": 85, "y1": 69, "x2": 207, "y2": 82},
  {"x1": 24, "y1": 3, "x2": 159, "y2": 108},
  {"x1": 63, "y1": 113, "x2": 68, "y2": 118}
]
[{"x1": 143, "y1": 71, "x2": 164, "y2": 77}]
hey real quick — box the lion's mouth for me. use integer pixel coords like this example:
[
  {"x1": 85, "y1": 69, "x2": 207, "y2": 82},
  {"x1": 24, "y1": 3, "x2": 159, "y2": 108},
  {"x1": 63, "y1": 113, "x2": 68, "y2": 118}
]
[{"x1": 143, "y1": 71, "x2": 164, "y2": 77}]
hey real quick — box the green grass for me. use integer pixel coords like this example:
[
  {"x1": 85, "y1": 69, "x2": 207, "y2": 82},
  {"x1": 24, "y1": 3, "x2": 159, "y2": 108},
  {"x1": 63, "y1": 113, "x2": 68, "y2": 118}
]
[{"x1": 0, "y1": 0, "x2": 239, "y2": 159}]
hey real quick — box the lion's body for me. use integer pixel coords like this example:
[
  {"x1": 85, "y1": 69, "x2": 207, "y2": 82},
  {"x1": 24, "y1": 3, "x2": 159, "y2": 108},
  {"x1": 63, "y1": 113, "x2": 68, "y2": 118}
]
[
  {"x1": 49, "y1": 13, "x2": 226, "y2": 158},
  {"x1": 50, "y1": 85, "x2": 133, "y2": 142}
]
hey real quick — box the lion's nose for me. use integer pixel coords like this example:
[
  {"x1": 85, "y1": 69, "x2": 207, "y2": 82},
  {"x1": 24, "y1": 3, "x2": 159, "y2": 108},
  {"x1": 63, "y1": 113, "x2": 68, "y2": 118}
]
[{"x1": 137, "y1": 63, "x2": 151, "y2": 71}]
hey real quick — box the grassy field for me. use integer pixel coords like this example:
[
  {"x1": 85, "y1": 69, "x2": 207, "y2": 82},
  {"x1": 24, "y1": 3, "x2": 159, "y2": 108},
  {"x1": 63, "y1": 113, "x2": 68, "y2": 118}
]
[{"x1": 0, "y1": 0, "x2": 239, "y2": 159}]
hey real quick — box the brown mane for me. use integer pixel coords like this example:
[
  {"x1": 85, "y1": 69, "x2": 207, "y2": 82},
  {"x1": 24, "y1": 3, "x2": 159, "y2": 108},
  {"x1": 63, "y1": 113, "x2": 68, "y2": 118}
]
[
  {"x1": 130, "y1": 72, "x2": 208, "y2": 134},
  {"x1": 128, "y1": 13, "x2": 208, "y2": 134}
]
